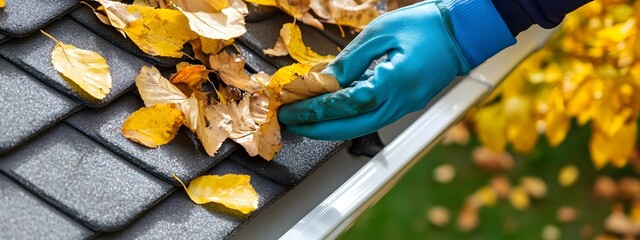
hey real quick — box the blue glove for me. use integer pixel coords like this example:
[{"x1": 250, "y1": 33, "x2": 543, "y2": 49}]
[{"x1": 278, "y1": 0, "x2": 515, "y2": 140}]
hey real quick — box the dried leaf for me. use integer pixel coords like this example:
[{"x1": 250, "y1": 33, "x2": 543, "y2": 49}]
[
  {"x1": 201, "y1": 37, "x2": 234, "y2": 54},
  {"x1": 228, "y1": 94, "x2": 283, "y2": 160},
  {"x1": 210, "y1": 51, "x2": 265, "y2": 93},
  {"x1": 594, "y1": 176, "x2": 617, "y2": 199},
  {"x1": 44, "y1": 31, "x2": 112, "y2": 100},
  {"x1": 471, "y1": 147, "x2": 514, "y2": 172},
  {"x1": 604, "y1": 203, "x2": 640, "y2": 236},
  {"x1": 433, "y1": 164, "x2": 455, "y2": 184},
  {"x1": 279, "y1": 71, "x2": 341, "y2": 104},
  {"x1": 122, "y1": 5, "x2": 199, "y2": 57},
  {"x1": 264, "y1": 36, "x2": 289, "y2": 57},
  {"x1": 490, "y1": 176, "x2": 511, "y2": 198},
  {"x1": 197, "y1": 102, "x2": 233, "y2": 156},
  {"x1": 558, "y1": 165, "x2": 579, "y2": 187},
  {"x1": 97, "y1": 0, "x2": 142, "y2": 31},
  {"x1": 245, "y1": 0, "x2": 277, "y2": 6},
  {"x1": 135, "y1": 66, "x2": 200, "y2": 132},
  {"x1": 457, "y1": 205, "x2": 478, "y2": 232},
  {"x1": 178, "y1": 6, "x2": 247, "y2": 41},
  {"x1": 268, "y1": 63, "x2": 312, "y2": 92},
  {"x1": 170, "y1": 64, "x2": 209, "y2": 90},
  {"x1": 174, "y1": 174, "x2": 259, "y2": 214},
  {"x1": 121, "y1": 104, "x2": 184, "y2": 148},
  {"x1": 279, "y1": 23, "x2": 335, "y2": 65},
  {"x1": 328, "y1": 0, "x2": 380, "y2": 29},
  {"x1": 427, "y1": 206, "x2": 450, "y2": 227},
  {"x1": 0, "y1": 0, "x2": 4, "y2": 8},
  {"x1": 521, "y1": 177, "x2": 547, "y2": 199}
]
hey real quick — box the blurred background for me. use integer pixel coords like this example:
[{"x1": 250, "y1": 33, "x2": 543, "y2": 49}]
[{"x1": 340, "y1": 0, "x2": 640, "y2": 239}]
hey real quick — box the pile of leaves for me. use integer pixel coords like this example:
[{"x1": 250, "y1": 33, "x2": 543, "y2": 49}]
[
  {"x1": 471, "y1": 0, "x2": 640, "y2": 169},
  {"x1": 35, "y1": 0, "x2": 382, "y2": 213}
]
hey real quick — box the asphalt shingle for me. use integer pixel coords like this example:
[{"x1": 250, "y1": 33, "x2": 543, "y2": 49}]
[
  {"x1": 98, "y1": 161, "x2": 287, "y2": 239},
  {"x1": 230, "y1": 130, "x2": 345, "y2": 187},
  {"x1": 0, "y1": 17, "x2": 150, "y2": 107},
  {"x1": 66, "y1": 94, "x2": 238, "y2": 185},
  {"x1": 0, "y1": 174, "x2": 95, "y2": 239},
  {"x1": 0, "y1": 57, "x2": 82, "y2": 153},
  {"x1": 0, "y1": 123, "x2": 174, "y2": 232},
  {"x1": 0, "y1": 0, "x2": 78, "y2": 37}
]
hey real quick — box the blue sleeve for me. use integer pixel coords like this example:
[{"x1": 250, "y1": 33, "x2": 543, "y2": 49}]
[{"x1": 492, "y1": 0, "x2": 592, "y2": 35}]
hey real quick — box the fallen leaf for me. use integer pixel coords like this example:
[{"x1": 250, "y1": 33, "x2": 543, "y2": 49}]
[
  {"x1": 43, "y1": 31, "x2": 112, "y2": 100},
  {"x1": 433, "y1": 164, "x2": 455, "y2": 184},
  {"x1": 135, "y1": 66, "x2": 199, "y2": 132},
  {"x1": 557, "y1": 206, "x2": 578, "y2": 223},
  {"x1": 178, "y1": 6, "x2": 247, "y2": 41},
  {"x1": 244, "y1": 0, "x2": 277, "y2": 6},
  {"x1": 490, "y1": 176, "x2": 511, "y2": 198},
  {"x1": 122, "y1": 104, "x2": 184, "y2": 148},
  {"x1": 558, "y1": 165, "x2": 579, "y2": 187},
  {"x1": 201, "y1": 37, "x2": 234, "y2": 54},
  {"x1": 471, "y1": 147, "x2": 514, "y2": 172},
  {"x1": 441, "y1": 122, "x2": 470, "y2": 145},
  {"x1": 509, "y1": 186, "x2": 530, "y2": 210},
  {"x1": 0, "y1": 0, "x2": 4, "y2": 8},
  {"x1": 268, "y1": 63, "x2": 313, "y2": 92},
  {"x1": 604, "y1": 203, "x2": 640, "y2": 237},
  {"x1": 323, "y1": 0, "x2": 380, "y2": 29},
  {"x1": 279, "y1": 71, "x2": 341, "y2": 104},
  {"x1": 279, "y1": 23, "x2": 335, "y2": 65},
  {"x1": 521, "y1": 177, "x2": 547, "y2": 199},
  {"x1": 174, "y1": 174, "x2": 259, "y2": 214},
  {"x1": 210, "y1": 51, "x2": 265, "y2": 93},
  {"x1": 457, "y1": 205, "x2": 478, "y2": 232},
  {"x1": 123, "y1": 5, "x2": 199, "y2": 57},
  {"x1": 196, "y1": 102, "x2": 234, "y2": 156},
  {"x1": 594, "y1": 176, "x2": 617, "y2": 199},
  {"x1": 427, "y1": 206, "x2": 450, "y2": 227},
  {"x1": 264, "y1": 36, "x2": 289, "y2": 57},
  {"x1": 170, "y1": 63, "x2": 209, "y2": 91},
  {"x1": 541, "y1": 224, "x2": 561, "y2": 240},
  {"x1": 228, "y1": 93, "x2": 283, "y2": 160},
  {"x1": 617, "y1": 177, "x2": 640, "y2": 199},
  {"x1": 97, "y1": 0, "x2": 142, "y2": 32}
]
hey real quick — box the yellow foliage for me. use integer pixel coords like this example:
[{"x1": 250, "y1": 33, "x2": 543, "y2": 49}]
[
  {"x1": 121, "y1": 104, "x2": 184, "y2": 148},
  {"x1": 44, "y1": 31, "x2": 112, "y2": 100},
  {"x1": 279, "y1": 23, "x2": 335, "y2": 65},
  {"x1": 125, "y1": 6, "x2": 198, "y2": 57},
  {"x1": 558, "y1": 165, "x2": 579, "y2": 187},
  {"x1": 174, "y1": 174, "x2": 259, "y2": 214},
  {"x1": 471, "y1": 0, "x2": 640, "y2": 168},
  {"x1": 0, "y1": 0, "x2": 5, "y2": 8}
]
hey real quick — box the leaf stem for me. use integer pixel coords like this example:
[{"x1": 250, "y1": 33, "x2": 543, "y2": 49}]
[{"x1": 40, "y1": 30, "x2": 62, "y2": 45}]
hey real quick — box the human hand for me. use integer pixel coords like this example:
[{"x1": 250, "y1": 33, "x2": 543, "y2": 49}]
[{"x1": 278, "y1": 0, "x2": 471, "y2": 140}]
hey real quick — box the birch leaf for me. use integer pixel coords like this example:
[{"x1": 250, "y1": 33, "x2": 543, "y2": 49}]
[
  {"x1": 280, "y1": 72, "x2": 340, "y2": 104},
  {"x1": 328, "y1": 0, "x2": 379, "y2": 29},
  {"x1": 124, "y1": 5, "x2": 198, "y2": 57},
  {"x1": 210, "y1": 51, "x2": 265, "y2": 93},
  {"x1": 197, "y1": 102, "x2": 233, "y2": 156},
  {"x1": 264, "y1": 36, "x2": 289, "y2": 57},
  {"x1": 135, "y1": 66, "x2": 200, "y2": 132},
  {"x1": 121, "y1": 104, "x2": 184, "y2": 148},
  {"x1": 268, "y1": 63, "x2": 312, "y2": 92},
  {"x1": 229, "y1": 94, "x2": 282, "y2": 160},
  {"x1": 96, "y1": 0, "x2": 142, "y2": 31},
  {"x1": 174, "y1": 174, "x2": 259, "y2": 214},
  {"x1": 178, "y1": 6, "x2": 247, "y2": 40},
  {"x1": 170, "y1": 64, "x2": 209, "y2": 90},
  {"x1": 244, "y1": 0, "x2": 277, "y2": 7},
  {"x1": 0, "y1": 0, "x2": 4, "y2": 8},
  {"x1": 45, "y1": 31, "x2": 112, "y2": 100},
  {"x1": 280, "y1": 23, "x2": 335, "y2": 65}
]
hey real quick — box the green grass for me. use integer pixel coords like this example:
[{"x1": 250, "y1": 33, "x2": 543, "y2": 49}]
[{"x1": 339, "y1": 123, "x2": 634, "y2": 239}]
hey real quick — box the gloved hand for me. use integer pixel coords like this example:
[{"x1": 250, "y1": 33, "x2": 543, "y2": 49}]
[{"x1": 278, "y1": 0, "x2": 470, "y2": 140}]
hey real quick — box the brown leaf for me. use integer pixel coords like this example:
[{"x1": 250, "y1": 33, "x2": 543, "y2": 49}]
[
  {"x1": 279, "y1": 71, "x2": 341, "y2": 104},
  {"x1": 594, "y1": 176, "x2": 617, "y2": 199},
  {"x1": 264, "y1": 36, "x2": 289, "y2": 57},
  {"x1": 196, "y1": 101, "x2": 233, "y2": 156},
  {"x1": 472, "y1": 147, "x2": 514, "y2": 172},
  {"x1": 228, "y1": 93, "x2": 283, "y2": 160},
  {"x1": 210, "y1": 51, "x2": 265, "y2": 93},
  {"x1": 556, "y1": 206, "x2": 578, "y2": 223},
  {"x1": 170, "y1": 63, "x2": 209, "y2": 91}
]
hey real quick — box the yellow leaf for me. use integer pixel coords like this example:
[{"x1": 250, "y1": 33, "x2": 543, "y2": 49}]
[
  {"x1": 0, "y1": 0, "x2": 4, "y2": 8},
  {"x1": 178, "y1": 6, "x2": 247, "y2": 41},
  {"x1": 210, "y1": 51, "x2": 265, "y2": 93},
  {"x1": 174, "y1": 0, "x2": 231, "y2": 12},
  {"x1": 135, "y1": 66, "x2": 200, "y2": 132},
  {"x1": 279, "y1": 23, "x2": 335, "y2": 65},
  {"x1": 509, "y1": 186, "x2": 530, "y2": 210},
  {"x1": 121, "y1": 104, "x2": 184, "y2": 148},
  {"x1": 328, "y1": 0, "x2": 380, "y2": 29},
  {"x1": 558, "y1": 165, "x2": 579, "y2": 187},
  {"x1": 521, "y1": 177, "x2": 547, "y2": 199},
  {"x1": 125, "y1": 5, "x2": 198, "y2": 57},
  {"x1": 280, "y1": 72, "x2": 341, "y2": 104},
  {"x1": 268, "y1": 63, "x2": 312, "y2": 92},
  {"x1": 97, "y1": 0, "x2": 142, "y2": 31},
  {"x1": 590, "y1": 122, "x2": 637, "y2": 169},
  {"x1": 201, "y1": 37, "x2": 234, "y2": 54},
  {"x1": 44, "y1": 31, "x2": 112, "y2": 100},
  {"x1": 174, "y1": 174, "x2": 259, "y2": 214},
  {"x1": 474, "y1": 104, "x2": 507, "y2": 153}
]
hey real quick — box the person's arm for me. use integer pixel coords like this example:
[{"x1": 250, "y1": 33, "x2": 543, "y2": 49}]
[{"x1": 278, "y1": 0, "x2": 592, "y2": 140}]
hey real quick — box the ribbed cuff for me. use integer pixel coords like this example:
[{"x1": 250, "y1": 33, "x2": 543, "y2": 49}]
[{"x1": 441, "y1": 0, "x2": 516, "y2": 68}]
